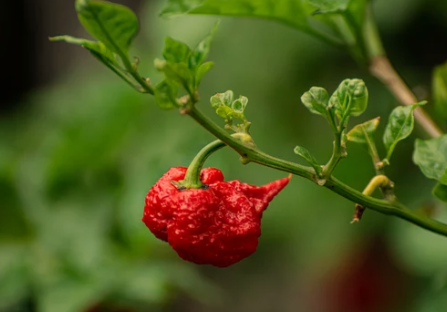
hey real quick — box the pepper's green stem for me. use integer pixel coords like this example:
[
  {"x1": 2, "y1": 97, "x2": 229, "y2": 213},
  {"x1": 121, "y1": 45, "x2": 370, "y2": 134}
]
[
  {"x1": 180, "y1": 140, "x2": 226, "y2": 189},
  {"x1": 187, "y1": 106, "x2": 447, "y2": 237}
]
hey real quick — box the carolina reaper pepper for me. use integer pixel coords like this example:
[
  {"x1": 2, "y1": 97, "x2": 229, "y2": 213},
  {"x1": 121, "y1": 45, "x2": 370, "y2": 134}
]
[{"x1": 142, "y1": 167, "x2": 290, "y2": 267}]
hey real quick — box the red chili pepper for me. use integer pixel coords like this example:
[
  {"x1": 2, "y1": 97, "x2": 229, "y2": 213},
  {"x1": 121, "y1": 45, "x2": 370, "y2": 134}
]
[{"x1": 142, "y1": 167, "x2": 290, "y2": 267}]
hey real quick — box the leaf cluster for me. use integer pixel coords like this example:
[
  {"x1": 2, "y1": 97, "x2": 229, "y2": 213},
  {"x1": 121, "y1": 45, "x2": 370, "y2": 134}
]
[
  {"x1": 160, "y1": 0, "x2": 370, "y2": 60},
  {"x1": 154, "y1": 23, "x2": 218, "y2": 109},
  {"x1": 210, "y1": 91, "x2": 251, "y2": 134}
]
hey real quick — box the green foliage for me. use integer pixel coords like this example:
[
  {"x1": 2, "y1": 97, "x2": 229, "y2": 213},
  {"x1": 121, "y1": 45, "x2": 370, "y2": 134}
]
[
  {"x1": 347, "y1": 117, "x2": 380, "y2": 145},
  {"x1": 50, "y1": 0, "x2": 149, "y2": 93},
  {"x1": 300, "y1": 87, "x2": 329, "y2": 117},
  {"x1": 195, "y1": 61, "x2": 214, "y2": 88},
  {"x1": 160, "y1": 0, "x2": 205, "y2": 17},
  {"x1": 0, "y1": 78, "x2": 219, "y2": 311},
  {"x1": 161, "y1": 0, "x2": 311, "y2": 31},
  {"x1": 433, "y1": 61, "x2": 447, "y2": 121},
  {"x1": 155, "y1": 22, "x2": 218, "y2": 106},
  {"x1": 433, "y1": 183, "x2": 447, "y2": 202},
  {"x1": 413, "y1": 135, "x2": 447, "y2": 202},
  {"x1": 210, "y1": 91, "x2": 250, "y2": 134},
  {"x1": 329, "y1": 79, "x2": 368, "y2": 122},
  {"x1": 49, "y1": 36, "x2": 116, "y2": 63},
  {"x1": 189, "y1": 21, "x2": 219, "y2": 70},
  {"x1": 75, "y1": 0, "x2": 138, "y2": 58},
  {"x1": 42, "y1": 0, "x2": 447, "y2": 310},
  {"x1": 301, "y1": 79, "x2": 369, "y2": 139},
  {"x1": 155, "y1": 59, "x2": 193, "y2": 92},
  {"x1": 384, "y1": 101, "x2": 426, "y2": 162},
  {"x1": 154, "y1": 80, "x2": 179, "y2": 109},
  {"x1": 294, "y1": 146, "x2": 322, "y2": 176},
  {"x1": 306, "y1": 0, "x2": 350, "y2": 14},
  {"x1": 160, "y1": 0, "x2": 371, "y2": 60},
  {"x1": 414, "y1": 134, "x2": 447, "y2": 202},
  {"x1": 163, "y1": 37, "x2": 192, "y2": 63}
]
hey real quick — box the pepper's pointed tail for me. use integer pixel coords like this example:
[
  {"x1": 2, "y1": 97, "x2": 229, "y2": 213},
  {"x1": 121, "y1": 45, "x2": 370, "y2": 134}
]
[{"x1": 247, "y1": 174, "x2": 291, "y2": 215}]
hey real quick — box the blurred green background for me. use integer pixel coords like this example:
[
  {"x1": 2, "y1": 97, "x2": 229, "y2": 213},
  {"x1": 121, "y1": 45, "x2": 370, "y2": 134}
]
[{"x1": 1, "y1": 0, "x2": 447, "y2": 311}]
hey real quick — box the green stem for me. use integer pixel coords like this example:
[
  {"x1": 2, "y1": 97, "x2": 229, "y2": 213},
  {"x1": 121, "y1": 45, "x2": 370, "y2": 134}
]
[
  {"x1": 329, "y1": 14, "x2": 365, "y2": 65},
  {"x1": 187, "y1": 106, "x2": 447, "y2": 237},
  {"x1": 363, "y1": 175, "x2": 390, "y2": 197},
  {"x1": 323, "y1": 111, "x2": 345, "y2": 177},
  {"x1": 120, "y1": 56, "x2": 155, "y2": 95},
  {"x1": 81, "y1": 4, "x2": 155, "y2": 95},
  {"x1": 323, "y1": 130, "x2": 343, "y2": 177},
  {"x1": 90, "y1": 51, "x2": 142, "y2": 92},
  {"x1": 363, "y1": 129, "x2": 382, "y2": 174},
  {"x1": 181, "y1": 140, "x2": 226, "y2": 189},
  {"x1": 352, "y1": 175, "x2": 391, "y2": 222},
  {"x1": 363, "y1": 4, "x2": 385, "y2": 58},
  {"x1": 360, "y1": 126, "x2": 395, "y2": 200}
]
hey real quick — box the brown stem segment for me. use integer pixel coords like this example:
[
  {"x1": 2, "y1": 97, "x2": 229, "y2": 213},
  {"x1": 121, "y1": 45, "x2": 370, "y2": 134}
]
[{"x1": 369, "y1": 56, "x2": 442, "y2": 138}]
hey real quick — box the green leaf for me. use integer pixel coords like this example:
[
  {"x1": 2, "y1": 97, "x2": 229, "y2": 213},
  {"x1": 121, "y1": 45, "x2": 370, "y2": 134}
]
[
  {"x1": 215, "y1": 106, "x2": 234, "y2": 119},
  {"x1": 163, "y1": 37, "x2": 192, "y2": 63},
  {"x1": 75, "y1": 0, "x2": 138, "y2": 58},
  {"x1": 210, "y1": 90, "x2": 234, "y2": 108},
  {"x1": 50, "y1": 36, "x2": 116, "y2": 64},
  {"x1": 210, "y1": 91, "x2": 247, "y2": 122},
  {"x1": 294, "y1": 146, "x2": 322, "y2": 176},
  {"x1": 329, "y1": 79, "x2": 368, "y2": 121},
  {"x1": 189, "y1": 21, "x2": 219, "y2": 69},
  {"x1": 50, "y1": 35, "x2": 142, "y2": 91},
  {"x1": 155, "y1": 59, "x2": 193, "y2": 91},
  {"x1": 433, "y1": 183, "x2": 447, "y2": 202},
  {"x1": 347, "y1": 117, "x2": 380, "y2": 144},
  {"x1": 413, "y1": 134, "x2": 447, "y2": 182},
  {"x1": 433, "y1": 61, "x2": 447, "y2": 121},
  {"x1": 301, "y1": 87, "x2": 329, "y2": 116},
  {"x1": 161, "y1": 0, "x2": 311, "y2": 31},
  {"x1": 231, "y1": 96, "x2": 248, "y2": 114},
  {"x1": 384, "y1": 101, "x2": 426, "y2": 161},
  {"x1": 306, "y1": 0, "x2": 350, "y2": 14},
  {"x1": 195, "y1": 61, "x2": 214, "y2": 88},
  {"x1": 154, "y1": 80, "x2": 179, "y2": 110},
  {"x1": 160, "y1": 0, "x2": 206, "y2": 18}
]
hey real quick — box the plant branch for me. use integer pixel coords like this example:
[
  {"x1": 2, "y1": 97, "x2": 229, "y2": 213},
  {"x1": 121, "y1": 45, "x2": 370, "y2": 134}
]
[
  {"x1": 120, "y1": 55, "x2": 154, "y2": 95},
  {"x1": 369, "y1": 56, "x2": 442, "y2": 138},
  {"x1": 352, "y1": 175, "x2": 394, "y2": 223},
  {"x1": 363, "y1": 6, "x2": 442, "y2": 138},
  {"x1": 187, "y1": 106, "x2": 447, "y2": 237},
  {"x1": 323, "y1": 130, "x2": 344, "y2": 177},
  {"x1": 322, "y1": 111, "x2": 345, "y2": 177},
  {"x1": 90, "y1": 51, "x2": 142, "y2": 92},
  {"x1": 360, "y1": 126, "x2": 395, "y2": 201}
]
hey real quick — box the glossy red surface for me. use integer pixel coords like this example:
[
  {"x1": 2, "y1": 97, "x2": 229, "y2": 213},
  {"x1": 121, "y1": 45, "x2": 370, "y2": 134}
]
[{"x1": 142, "y1": 167, "x2": 290, "y2": 267}]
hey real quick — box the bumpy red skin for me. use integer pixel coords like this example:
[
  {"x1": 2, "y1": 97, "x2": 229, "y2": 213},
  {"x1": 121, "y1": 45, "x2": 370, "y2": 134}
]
[{"x1": 142, "y1": 167, "x2": 290, "y2": 267}]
